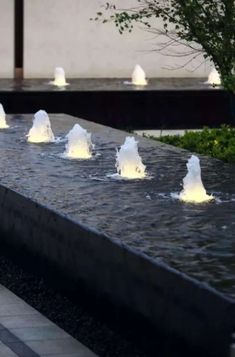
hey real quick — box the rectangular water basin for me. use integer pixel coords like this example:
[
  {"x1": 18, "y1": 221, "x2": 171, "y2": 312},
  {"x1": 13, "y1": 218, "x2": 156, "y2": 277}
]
[{"x1": 0, "y1": 114, "x2": 234, "y2": 356}]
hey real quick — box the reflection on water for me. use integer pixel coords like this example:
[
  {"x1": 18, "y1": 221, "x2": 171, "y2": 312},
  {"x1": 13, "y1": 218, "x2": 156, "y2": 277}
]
[{"x1": 1, "y1": 114, "x2": 235, "y2": 299}]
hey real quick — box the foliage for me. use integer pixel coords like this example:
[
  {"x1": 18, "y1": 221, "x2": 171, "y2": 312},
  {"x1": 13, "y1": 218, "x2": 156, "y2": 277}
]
[
  {"x1": 152, "y1": 125, "x2": 235, "y2": 162},
  {"x1": 94, "y1": 0, "x2": 235, "y2": 92}
]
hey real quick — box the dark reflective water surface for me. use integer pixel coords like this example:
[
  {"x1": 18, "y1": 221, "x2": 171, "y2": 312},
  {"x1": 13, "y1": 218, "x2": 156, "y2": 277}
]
[
  {"x1": 1, "y1": 114, "x2": 235, "y2": 298},
  {"x1": 0, "y1": 78, "x2": 220, "y2": 92}
]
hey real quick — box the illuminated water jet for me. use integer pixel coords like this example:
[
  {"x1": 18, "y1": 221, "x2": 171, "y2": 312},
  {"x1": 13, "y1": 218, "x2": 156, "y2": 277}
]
[
  {"x1": 51, "y1": 67, "x2": 69, "y2": 87},
  {"x1": 0, "y1": 104, "x2": 9, "y2": 129},
  {"x1": 115, "y1": 137, "x2": 146, "y2": 179},
  {"x1": 27, "y1": 110, "x2": 55, "y2": 143},
  {"x1": 179, "y1": 155, "x2": 213, "y2": 203},
  {"x1": 131, "y1": 65, "x2": 147, "y2": 86},
  {"x1": 63, "y1": 123, "x2": 93, "y2": 159},
  {"x1": 207, "y1": 68, "x2": 221, "y2": 86}
]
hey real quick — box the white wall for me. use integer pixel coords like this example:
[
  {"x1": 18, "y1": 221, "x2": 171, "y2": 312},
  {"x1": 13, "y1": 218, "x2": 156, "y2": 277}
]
[
  {"x1": 24, "y1": 0, "x2": 211, "y2": 78},
  {"x1": 0, "y1": 0, "x2": 14, "y2": 78}
]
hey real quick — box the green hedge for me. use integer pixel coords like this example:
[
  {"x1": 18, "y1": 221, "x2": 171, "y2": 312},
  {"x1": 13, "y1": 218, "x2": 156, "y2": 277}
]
[{"x1": 154, "y1": 125, "x2": 235, "y2": 163}]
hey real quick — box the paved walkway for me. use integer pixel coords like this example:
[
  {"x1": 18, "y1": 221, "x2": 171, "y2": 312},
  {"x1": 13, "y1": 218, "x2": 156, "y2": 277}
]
[{"x1": 0, "y1": 284, "x2": 97, "y2": 357}]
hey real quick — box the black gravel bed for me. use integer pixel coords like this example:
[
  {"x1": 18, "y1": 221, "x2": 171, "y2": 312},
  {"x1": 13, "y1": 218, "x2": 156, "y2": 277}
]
[{"x1": 0, "y1": 244, "x2": 205, "y2": 357}]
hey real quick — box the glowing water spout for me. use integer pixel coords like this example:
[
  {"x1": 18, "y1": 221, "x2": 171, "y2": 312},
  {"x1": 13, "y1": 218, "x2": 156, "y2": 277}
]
[
  {"x1": 64, "y1": 123, "x2": 93, "y2": 159},
  {"x1": 207, "y1": 68, "x2": 221, "y2": 86},
  {"x1": 131, "y1": 64, "x2": 147, "y2": 86},
  {"x1": 27, "y1": 110, "x2": 55, "y2": 143},
  {"x1": 116, "y1": 137, "x2": 146, "y2": 179},
  {"x1": 0, "y1": 104, "x2": 9, "y2": 129},
  {"x1": 51, "y1": 67, "x2": 69, "y2": 87},
  {"x1": 179, "y1": 155, "x2": 213, "y2": 203}
]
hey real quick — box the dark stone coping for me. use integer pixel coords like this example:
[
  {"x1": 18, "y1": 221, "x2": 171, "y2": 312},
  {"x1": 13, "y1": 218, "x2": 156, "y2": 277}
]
[
  {"x1": 0, "y1": 114, "x2": 234, "y2": 357},
  {"x1": 0, "y1": 79, "x2": 233, "y2": 129}
]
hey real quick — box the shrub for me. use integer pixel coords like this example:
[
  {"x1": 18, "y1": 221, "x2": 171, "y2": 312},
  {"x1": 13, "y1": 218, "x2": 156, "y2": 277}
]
[{"x1": 153, "y1": 125, "x2": 235, "y2": 162}]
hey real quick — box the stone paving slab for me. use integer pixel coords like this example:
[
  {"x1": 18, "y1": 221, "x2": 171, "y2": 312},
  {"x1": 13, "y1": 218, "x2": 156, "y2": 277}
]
[
  {"x1": 0, "y1": 284, "x2": 97, "y2": 357},
  {"x1": 41, "y1": 355, "x2": 93, "y2": 357},
  {"x1": 10, "y1": 326, "x2": 68, "y2": 341},
  {"x1": 0, "y1": 341, "x2": 18, "y2": 356},
  {"x1": 0, "y1": 303, "x2": 36, "y2": 317},
  {"x1": 26, "y1": 339, "x2": 95, "y2": 356}
]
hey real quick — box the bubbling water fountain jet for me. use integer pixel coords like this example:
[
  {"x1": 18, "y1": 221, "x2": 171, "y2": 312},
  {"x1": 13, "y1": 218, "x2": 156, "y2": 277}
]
[
  {"x1": 51, "y1": 67, "x2": 69, "y2": 87},
  {"x1": 63, "y1": 123, "x2": 93, "y2": 159},
  {"x1": 115, "y1": 137, "x2": 146, "y2": 179},
  {"x1": 206, "y1": 68, "x2": 221, "y2": 86},
  {"x1": 27, "y1": 110, "x2": 55, "y2": 143},
  {"x1": 0, "y1": 104, "x2": 9, "y2": 129},
  {"x1": 179, "y1": 155, "x2": 214, "y2": 203},
  {"x1": 131, "y1": 64, "x2": 148, "y2": 86}
]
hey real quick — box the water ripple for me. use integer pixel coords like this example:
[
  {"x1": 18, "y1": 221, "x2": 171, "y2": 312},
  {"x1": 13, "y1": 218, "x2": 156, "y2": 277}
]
[{"x1": 1, "y1": 114, "x2": 235, "y2": 299}]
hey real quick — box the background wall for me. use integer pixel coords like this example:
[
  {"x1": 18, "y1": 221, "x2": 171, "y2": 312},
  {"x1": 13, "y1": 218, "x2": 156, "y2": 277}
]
[
  {"x1": 24, "y1": 0, "x2": 211, "y2": 78},
  {"x1": 0, "y1": 0, "x2": 14, "y2": 78}
]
